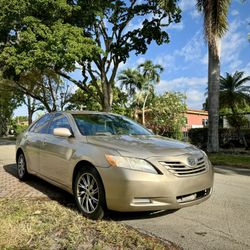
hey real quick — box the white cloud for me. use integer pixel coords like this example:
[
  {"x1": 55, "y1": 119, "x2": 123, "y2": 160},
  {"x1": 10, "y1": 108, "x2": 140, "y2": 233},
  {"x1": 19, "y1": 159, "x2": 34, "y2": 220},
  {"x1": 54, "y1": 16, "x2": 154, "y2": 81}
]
[
  {"x1": 155, "y1": 54, "x2": 176, "y2": 72},
  {"x1": 186, "y1": 89, "x2": 206, "y2": 109},
  {"x1": 231, "y1": 10, "x2": 239, "y2": 16},
  {"x1": 179, "y1": 0, "x2": 195, "y2": 11},
  {"x1": 190, "y1": 9, "x2": 201, "y2": 19},
  {"x1": 156, "y1": 76, "x2": 207, "y2": 93},
  {"x1": 201, "y1": 53, "x2": 208, "y2": 65},
  {"x1": 221, "y1": 19, "x2": 246, "y2": 72},
  {"x1": 175, "y1": 31, "x2": 204, "y2": 61},
  {"x1": 136, "y1": 57, "x2": 146, "y2": 65},
  {"x1": 167, "y1": 21, "x2": 185, "y2": 31},
  {"x1": 156, "y1": 76, "x2": 207, "y2": 109}
]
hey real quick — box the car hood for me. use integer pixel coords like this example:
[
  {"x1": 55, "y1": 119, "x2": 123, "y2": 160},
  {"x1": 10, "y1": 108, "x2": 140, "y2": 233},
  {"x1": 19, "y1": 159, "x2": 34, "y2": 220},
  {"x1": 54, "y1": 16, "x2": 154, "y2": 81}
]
[{"x1": 86, "y1": 135, "x2": 200, "y2": 158}]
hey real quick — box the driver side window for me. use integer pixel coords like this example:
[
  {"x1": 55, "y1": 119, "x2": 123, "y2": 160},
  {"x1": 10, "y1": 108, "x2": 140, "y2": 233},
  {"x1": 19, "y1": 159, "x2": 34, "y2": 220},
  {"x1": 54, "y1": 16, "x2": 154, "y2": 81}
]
[{"x1": 48, "y1": 115, "x2": 72, "y2": 135}]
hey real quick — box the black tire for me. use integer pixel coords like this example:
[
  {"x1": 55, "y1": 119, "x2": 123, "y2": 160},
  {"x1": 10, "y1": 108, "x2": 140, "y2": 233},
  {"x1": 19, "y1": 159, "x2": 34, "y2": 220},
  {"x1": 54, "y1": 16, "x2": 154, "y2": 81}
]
[
  {"x1": 73, "y1": 167, "x2": 106, "y2": 220},
  {"x1": 16, "y1": 152, "x2": 29, "y2": 181}
]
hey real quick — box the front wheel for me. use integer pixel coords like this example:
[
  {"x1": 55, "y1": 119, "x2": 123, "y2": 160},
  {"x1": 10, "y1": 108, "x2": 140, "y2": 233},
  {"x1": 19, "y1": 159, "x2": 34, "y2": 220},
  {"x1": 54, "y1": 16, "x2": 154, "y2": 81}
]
[
  {"x1": 73, "y1": 167, "x2": 106, "y2": 220},
  {"x1": 17, "y1": 152, "x2": 29, "y2": 181}
]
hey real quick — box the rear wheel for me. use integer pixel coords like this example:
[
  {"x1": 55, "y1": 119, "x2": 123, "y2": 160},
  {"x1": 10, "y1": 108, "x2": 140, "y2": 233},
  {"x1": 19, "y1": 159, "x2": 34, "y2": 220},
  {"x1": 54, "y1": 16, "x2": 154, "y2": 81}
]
[
  {"x1": 17, "y1": 152, "x2": 29, "y2": 181},
  {"x1": 73, "y1": 167, "x2": 106, "y2": 220}
]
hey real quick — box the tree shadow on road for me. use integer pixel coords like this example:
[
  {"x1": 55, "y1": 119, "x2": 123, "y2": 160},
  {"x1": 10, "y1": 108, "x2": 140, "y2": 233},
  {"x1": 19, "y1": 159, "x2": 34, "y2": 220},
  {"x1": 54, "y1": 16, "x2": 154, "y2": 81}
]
[{"x1": 214, "y1": 166, "x2": 250, "y2": 176}]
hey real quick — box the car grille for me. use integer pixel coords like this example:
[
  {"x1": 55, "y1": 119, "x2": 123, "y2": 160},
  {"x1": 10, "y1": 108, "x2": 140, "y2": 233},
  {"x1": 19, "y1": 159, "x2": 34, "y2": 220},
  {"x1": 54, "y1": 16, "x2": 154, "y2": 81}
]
[{"x1": 159, "y1": 156, "x2": 208, "y2": 177}]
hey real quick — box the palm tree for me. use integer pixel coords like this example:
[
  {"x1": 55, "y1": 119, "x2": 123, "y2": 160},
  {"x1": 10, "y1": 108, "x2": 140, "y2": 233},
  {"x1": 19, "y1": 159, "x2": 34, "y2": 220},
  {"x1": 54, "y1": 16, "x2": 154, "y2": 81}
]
[
  {"x1": 138, "y1": 60, "x2": 163, "y2": 125},
  {"x1": 220, "y1": 71, "x2": 250, "y2": 113},
  {"x1": 118, "y1": 68, "x2": 144, "y2": 97},
  {"x1": 196, "y1": 0, "x2": 230, "y2": 152}
]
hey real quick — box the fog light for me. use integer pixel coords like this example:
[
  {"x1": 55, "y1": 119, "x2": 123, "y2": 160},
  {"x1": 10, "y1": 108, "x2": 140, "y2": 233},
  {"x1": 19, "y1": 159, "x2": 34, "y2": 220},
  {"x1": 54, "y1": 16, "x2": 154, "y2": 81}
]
[
  {"x1": 132, "y1": 198, "x2": 151, "y2": 204},
  {"x1": 177, "y1": 193, "x2": 197, "y2": 203}
]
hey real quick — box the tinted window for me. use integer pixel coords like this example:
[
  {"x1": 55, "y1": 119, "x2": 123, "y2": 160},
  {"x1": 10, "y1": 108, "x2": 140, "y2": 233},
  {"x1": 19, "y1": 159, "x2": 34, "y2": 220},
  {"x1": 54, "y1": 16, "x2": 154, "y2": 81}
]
[
  {"x1": 29, "y1": 114, "x2": 51, "y2": 134},
  {"x1": 48, "y1": 115, "x2": 71, "y2": 135},
  {"x1": 73, "y1": 114, "x2": 152, "y2": 136}
]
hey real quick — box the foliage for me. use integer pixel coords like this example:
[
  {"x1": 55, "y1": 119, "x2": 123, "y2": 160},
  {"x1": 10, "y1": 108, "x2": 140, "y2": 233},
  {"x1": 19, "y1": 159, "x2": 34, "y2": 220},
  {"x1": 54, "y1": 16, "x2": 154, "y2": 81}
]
[
  {"x1": 189, "y1": 128, "x2": 250, "y2": 150},
  {"x1": 118, "y1": 60, "x2": 163, "y2": 124},
  {"x1": 0, "y1": 76, "x2": 23, "y2": 135},
  {"x1": 0, "y1": 0, "x2": 181, "y2": 112},
  {"x1": 220, "y1": 71, "x2": 250, "y2": 112},
  {"x1": 4, "y1": 69, "x2": 72, "y2": 113},
  {"x1": 13, "y1": 124, "x2": 28, "y2": 135},
  {"x1": 67, "y1": 83, "x2": 129, "y2": 115},
  {"x1": 146, "y1": 92, "x2": 187, "y2": 139},
  {"x1": 219, "y1": 71, "x2": 250, "y2": 130},
  {"x1": 226, "y1": 113, "x2": 249, "y2": 130}
]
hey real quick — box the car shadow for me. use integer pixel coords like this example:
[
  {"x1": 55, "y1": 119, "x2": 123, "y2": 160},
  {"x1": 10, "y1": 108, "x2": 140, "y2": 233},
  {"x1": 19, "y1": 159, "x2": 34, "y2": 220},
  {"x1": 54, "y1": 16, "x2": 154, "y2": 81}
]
[
  {"x1": 214, "y1": 165, "x2": 250, "y2": 176},
  {"x1": 3, "y1": 163, "x2": 179, "y2": 221},
  {"x1": 106, "y1": 209, "x2": 179, "y2": 221}
]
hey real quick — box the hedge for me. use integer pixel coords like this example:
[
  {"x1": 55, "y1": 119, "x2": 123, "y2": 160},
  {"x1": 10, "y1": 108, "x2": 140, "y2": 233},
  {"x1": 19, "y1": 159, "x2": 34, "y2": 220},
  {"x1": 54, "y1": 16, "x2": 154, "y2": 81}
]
[{"x1": 188, "y1": 128, "x2": 250, "y2": 150}]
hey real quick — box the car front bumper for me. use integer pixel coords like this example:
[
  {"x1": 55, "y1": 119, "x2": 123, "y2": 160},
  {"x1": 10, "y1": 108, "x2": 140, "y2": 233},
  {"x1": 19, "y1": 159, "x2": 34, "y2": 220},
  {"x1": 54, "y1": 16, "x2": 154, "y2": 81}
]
[{"x1": 98, "y1": 162, "x2": 214, "y2": 212}]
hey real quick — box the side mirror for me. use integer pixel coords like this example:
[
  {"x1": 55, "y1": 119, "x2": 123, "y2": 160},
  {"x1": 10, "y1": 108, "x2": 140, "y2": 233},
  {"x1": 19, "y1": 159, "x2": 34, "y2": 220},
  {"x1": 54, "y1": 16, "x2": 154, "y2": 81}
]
[
  {"x1": 148, "y1": 129, "x2": 154, "y2": 134},
  {"x1": 53, "y1": 128, "x2": 72, "y2": 137}
]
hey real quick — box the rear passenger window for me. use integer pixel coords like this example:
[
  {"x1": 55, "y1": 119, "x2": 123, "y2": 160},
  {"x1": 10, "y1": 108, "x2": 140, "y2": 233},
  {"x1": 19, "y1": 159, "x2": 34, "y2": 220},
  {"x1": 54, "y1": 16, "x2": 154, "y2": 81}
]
[{"x1": 29, "y1": 114, "x2": 51, "y2": 134}]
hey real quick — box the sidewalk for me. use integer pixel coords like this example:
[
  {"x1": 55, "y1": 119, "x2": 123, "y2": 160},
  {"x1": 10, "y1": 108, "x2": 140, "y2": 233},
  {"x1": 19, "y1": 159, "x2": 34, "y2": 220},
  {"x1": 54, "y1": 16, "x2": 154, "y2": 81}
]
[{"x1": 0, "y1": 141, "x2": 67, "y2": 200}]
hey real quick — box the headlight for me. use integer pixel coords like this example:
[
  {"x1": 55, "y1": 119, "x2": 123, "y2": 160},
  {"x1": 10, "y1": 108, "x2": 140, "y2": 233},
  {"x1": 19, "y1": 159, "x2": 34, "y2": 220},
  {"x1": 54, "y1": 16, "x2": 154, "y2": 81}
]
[{"x1": 105, "y1": 155, "x2": 158, "y2": 174}]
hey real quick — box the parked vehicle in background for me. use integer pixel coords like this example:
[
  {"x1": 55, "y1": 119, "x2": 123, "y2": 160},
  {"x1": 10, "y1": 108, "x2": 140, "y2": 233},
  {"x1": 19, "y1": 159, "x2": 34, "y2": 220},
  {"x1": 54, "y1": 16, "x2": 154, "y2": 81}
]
[{"x1": 16, "y1": 111, "x2": 214, "y2": 219}]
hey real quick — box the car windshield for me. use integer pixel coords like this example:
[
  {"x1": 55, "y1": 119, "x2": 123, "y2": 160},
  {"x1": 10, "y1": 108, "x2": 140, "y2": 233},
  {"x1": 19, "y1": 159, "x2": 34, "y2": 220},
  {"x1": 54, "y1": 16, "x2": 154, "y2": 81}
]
[{"x1": 73, "y1": 114, "x2": 152, "y2": 136}]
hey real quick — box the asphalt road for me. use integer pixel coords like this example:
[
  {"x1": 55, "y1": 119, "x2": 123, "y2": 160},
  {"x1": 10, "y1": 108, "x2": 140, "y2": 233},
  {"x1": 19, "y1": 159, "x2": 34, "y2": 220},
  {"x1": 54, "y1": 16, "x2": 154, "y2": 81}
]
[
  {"x1": 111, "y1": 166, "x2": 250, "y2": 250},
  {"x1": 1, "y1": 141, "x2": 249, "y2": 249}
]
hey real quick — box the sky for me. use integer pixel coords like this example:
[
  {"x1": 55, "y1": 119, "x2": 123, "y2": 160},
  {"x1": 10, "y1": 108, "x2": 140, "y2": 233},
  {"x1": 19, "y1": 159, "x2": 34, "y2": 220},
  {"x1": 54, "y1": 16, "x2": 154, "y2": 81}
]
[{"x1": 14, "y1": 0, "x2": 250, "y2": 117}]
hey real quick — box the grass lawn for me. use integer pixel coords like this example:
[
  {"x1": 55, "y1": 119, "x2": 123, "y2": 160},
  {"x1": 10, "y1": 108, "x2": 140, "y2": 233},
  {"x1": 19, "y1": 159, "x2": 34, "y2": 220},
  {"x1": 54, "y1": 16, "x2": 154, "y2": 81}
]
[
  {"x1": 0, "y1": 199, "x2": 177, "y2": 250},
  {"x1": 208, "y1": 153, "x2": 250, "y2": 168}
]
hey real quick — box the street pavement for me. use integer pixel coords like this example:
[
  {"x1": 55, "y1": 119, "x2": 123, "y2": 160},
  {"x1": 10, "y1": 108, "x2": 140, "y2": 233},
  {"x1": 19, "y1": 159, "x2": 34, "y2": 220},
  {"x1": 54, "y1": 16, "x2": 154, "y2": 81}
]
[
  {"x1": 0, "y1": 140, "x2": 249, "y2": 249},
  {"x1": 111, "y1": 166, "x2": 250, "y2": 250}
]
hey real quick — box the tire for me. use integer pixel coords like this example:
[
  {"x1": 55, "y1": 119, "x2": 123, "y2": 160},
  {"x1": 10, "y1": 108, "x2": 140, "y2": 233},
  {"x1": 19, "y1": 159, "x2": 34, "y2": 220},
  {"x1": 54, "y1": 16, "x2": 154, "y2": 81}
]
[
  {"x1": 17, "y1": 152, "x2": 29, "y2": 181},
  {"x1": 73, "y1": 167, "x2": 106, "y2": 220}
]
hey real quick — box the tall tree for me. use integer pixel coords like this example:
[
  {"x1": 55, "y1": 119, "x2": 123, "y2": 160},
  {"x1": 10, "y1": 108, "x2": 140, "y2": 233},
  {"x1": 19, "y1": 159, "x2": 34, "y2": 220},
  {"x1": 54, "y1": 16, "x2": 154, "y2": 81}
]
[
  {"x1": 138, "y1": 60, "x2": 163, "y2": 125},
  {"x1": 196, "y1": 0, "x2": 231, "y2": 152},
  {"x1": 0, "y1": 0, "x2": 181, "y2": 112}
]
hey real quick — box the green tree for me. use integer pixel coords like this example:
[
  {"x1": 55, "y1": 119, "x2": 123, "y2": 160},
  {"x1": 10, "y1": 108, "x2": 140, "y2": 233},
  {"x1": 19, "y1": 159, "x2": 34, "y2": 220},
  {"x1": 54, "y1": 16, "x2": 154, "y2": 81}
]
[
  {"x1": 196, "y1": 0, "x2": 231, "y2": 152},
  {"x1": 3, "y1": 69, "x2": 72, "y2": 113},
  {"x1": 220, "y1": 71, "x2": 250, "y2": 113},
  {"x1": 0, "y1": 82, "x2": 22, "y2": 136},
  {"x1": 138, "y1": 60, "x2": 163, "y2": 125},
  {"x1": 0, "y1": 0, "x2": 181, "y2": 112},
  {"x1": 220, "y1": 71, "x2": 250, "y2": 130},
  {"x1": 147, "y1": 92, "x2": 187, "y2": 139},
  {"x1": 118, "y1": 60, "x2": 163, "y2": 125}
]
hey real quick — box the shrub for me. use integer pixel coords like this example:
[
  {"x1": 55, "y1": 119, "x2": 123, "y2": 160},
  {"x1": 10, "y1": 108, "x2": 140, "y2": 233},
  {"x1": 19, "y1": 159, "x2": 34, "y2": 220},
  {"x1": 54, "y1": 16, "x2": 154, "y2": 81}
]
[{"x1": 188, "y1": 128, "x2": 250, "y2": 150}]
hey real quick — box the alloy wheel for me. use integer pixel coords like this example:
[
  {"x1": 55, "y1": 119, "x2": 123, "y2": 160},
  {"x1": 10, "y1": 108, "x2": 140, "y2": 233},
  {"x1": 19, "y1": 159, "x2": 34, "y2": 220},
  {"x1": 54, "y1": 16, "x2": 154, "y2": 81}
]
[{"x1": 77, "y1": 173, "x2": 99, "y2": 214}]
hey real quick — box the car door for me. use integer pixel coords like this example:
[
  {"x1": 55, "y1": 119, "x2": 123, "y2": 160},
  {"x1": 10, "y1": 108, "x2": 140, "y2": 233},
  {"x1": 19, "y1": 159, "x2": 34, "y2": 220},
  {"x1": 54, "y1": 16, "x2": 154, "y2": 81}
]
[
  {"x1": 24, "y1": 113, "x2": 52, "y2": 173},
  {"x1": 39, "y1": 114, "x2": 75, "y2": 186}
]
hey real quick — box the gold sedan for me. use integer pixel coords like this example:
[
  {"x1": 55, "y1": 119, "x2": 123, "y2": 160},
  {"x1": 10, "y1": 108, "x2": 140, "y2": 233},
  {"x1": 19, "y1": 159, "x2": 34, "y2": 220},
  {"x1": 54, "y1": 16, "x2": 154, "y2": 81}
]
[{"x1": 16, "y1": 111, "x2": 214, "y2": 219}]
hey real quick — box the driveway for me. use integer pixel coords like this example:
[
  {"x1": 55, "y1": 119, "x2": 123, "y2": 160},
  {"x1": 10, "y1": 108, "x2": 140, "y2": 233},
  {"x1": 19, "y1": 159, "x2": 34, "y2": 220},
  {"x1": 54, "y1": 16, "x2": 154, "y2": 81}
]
[
  {"x1": 0, "y1": 140, "x2": 249, "y2": 249},
  {"x1": 0, "y1": 140, "x2": 68, "y2": 199}
]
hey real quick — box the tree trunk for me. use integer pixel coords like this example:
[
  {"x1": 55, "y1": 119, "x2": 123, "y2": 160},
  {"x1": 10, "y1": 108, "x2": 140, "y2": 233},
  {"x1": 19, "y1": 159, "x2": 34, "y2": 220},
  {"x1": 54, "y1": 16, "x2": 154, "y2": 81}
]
[
  {"x1": 207, "y1": 39, "x2": 220, "y2": 153},
  {"x1": 142, "y1": 91, "x2": 150, "y2": 126},
  {"x1": 27, "y1": 96, "x2": 33, "y2": 125},
  {"x1": 102, "y1": 80, "x2": 113, "y2": 112}
]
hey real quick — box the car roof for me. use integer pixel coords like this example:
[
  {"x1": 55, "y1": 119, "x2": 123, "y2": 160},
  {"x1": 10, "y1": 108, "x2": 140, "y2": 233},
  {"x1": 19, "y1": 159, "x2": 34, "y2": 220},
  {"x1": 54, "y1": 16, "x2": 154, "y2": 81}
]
[{"x1": 54, "y1": 110, "x2": 120, "y2": 116}]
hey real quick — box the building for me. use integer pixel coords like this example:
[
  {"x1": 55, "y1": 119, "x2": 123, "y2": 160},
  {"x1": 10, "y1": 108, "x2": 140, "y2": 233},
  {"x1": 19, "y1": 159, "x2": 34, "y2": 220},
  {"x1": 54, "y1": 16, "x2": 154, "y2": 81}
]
[{"x1": 183, "y1": 109, "x2": 208, "y2": 132}]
